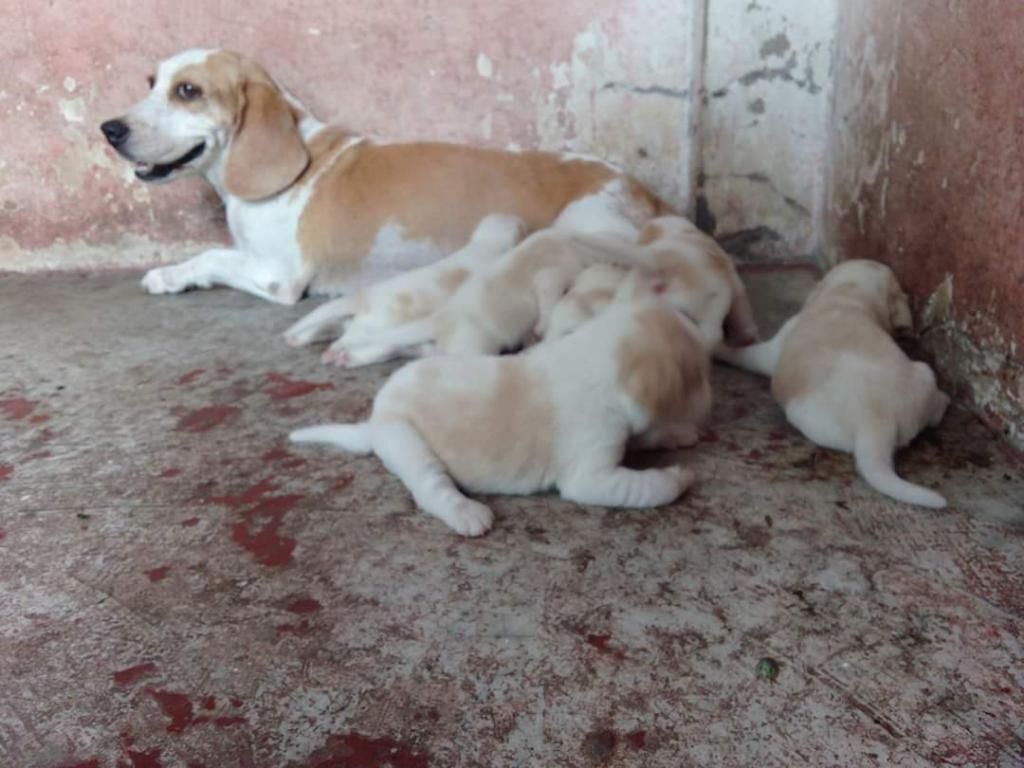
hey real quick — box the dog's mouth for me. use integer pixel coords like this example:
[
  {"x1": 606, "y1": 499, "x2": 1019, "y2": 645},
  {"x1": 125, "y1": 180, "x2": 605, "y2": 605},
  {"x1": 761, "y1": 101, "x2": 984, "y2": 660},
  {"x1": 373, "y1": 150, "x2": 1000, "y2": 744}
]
[{"x1": 135, "y1": 142, "x2": 207, "y2": 181}]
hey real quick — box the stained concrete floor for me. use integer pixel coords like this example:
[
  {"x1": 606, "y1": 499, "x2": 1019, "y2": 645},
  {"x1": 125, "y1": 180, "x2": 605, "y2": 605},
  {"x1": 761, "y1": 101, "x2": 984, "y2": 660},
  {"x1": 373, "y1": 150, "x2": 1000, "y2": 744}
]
[{"x1": 1, "y1": 267, "x2": 1023, "y2": 768}]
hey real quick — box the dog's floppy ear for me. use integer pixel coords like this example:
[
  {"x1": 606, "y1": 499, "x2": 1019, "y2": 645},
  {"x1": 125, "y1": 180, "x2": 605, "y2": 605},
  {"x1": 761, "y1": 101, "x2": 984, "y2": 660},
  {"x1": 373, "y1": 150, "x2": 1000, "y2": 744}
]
[{"x1": 225, "y1": 81, "x2": 309, "y2": 201}]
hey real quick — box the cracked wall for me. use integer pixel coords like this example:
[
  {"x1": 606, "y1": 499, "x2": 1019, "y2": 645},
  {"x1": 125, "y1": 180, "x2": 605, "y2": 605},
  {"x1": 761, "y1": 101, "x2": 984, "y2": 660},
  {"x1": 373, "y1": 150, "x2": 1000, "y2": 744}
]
[
  {"x1": 828, "y1": 0, "x2": 1024, "y2": 449},
  {"x1": 0, "y1": 0, "x2": 696, "y2": 271},
  {"x1": 696, "y1": 0, "x2": 837, "y2": 261}
]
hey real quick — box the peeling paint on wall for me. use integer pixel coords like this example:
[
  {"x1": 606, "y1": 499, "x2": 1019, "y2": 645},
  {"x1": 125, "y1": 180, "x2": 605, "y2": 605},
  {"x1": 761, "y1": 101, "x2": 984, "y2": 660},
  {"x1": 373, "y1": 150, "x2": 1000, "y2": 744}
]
[
  {"x1": 697, "y1": 0, "x2": 837, "y2": 261},
  {"x1": 828, "y1": 0, "x2": 1024, "y2": 450}
]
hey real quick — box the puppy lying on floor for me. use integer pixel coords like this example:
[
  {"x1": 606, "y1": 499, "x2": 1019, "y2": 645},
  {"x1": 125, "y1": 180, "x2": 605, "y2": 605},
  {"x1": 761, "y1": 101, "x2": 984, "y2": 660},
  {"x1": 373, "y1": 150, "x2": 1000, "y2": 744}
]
[
  {"x1": 317, "y1": 224, "x2": 662, "y2": 367},
  {"x1": 551, "y1": 216, "x2": 759, "y2": 350},
  {"x1": 282, "y1": 214, "x2": 525, "y2": 350},
  {"x1": 717, "y1": 259, "x2": 950, "y2": 508},
  {"x1": 291, "y1": 301, "x2": 712, "y2": 536}
]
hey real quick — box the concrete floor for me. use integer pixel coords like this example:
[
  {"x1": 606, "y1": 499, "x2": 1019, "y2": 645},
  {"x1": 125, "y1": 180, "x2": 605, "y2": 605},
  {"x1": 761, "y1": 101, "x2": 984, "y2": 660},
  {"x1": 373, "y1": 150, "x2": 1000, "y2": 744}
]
[{"x1": 1, "y1": 268, "x2": 1022, "y2": 768}]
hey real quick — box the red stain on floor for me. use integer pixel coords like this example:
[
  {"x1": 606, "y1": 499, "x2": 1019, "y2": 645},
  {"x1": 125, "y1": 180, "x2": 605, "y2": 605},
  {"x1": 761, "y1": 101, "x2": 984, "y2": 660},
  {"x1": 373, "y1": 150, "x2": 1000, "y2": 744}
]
[
  {"x1": 113, "y1": 662, "x2": 158, "y2": 686},
  {"x1": 57, "y1": 761, "x2": 100, "y2": 768},
  {"x1": 29, "y1": 413, "x2": 50, "y2": 424},
  {"x1": 625, "y1": 729, "x2": 648, "y2": 749},
  {"x1": 149, "y1": 689, "x2": 194, "y2": 733},
  {"x1": 263, "y1": 372, "x2": 334, "y2": 400},
  {"x1": 309, "y1": 732, "x2": 430, "y2": 768},
  {"x1": 585, "y1": 634, "x2": 627, "y2": 661},
  {"x1": 262, "y1": 446, "x2": 307, "y2": 469},
  {"x1": 231, "y1": 494, "x2": 301, "y2": 567},
  {"x1": 159, "y1": 468, "x2": 183, "y2": 478},
  {"x1": 124, "y1": 748, "x2": 163, "y2": 768},
  {"x1": 213, "y1": 716, "x2": 246, "y2": 728},
  {"x1": 175, "y1": 405, "x2": 240, "y2": 433},
  {"x1": 0, "y1": 465, "x2": 12, "y2": 483},
  {"x1": 277, "y1": 620, "x2": 313, "y2": 636},
  {"x1": 0, "y1": 397, "x2": 37, "y2": 420},
  {"x1": 181, "y1": 517, "x2": 200, "y2": 527},
  {"x1": 144, "y1": 566, "x2": 170, "y2": 582},
  {"x1": 177, "y1": 369, "x2": 205, "y2": 386},
  {"x1": 287, "y1": 597, "x2": 323, "y2": 614},
  {"x1": 209, "y1": 478, "x2": 302, "y2": 567},
  {"x1": 0, "y1": 529, "x2": 6, "y2": 540},
  {"x1": 202, "y1": 695, "x2": 216, "y2": 711}
]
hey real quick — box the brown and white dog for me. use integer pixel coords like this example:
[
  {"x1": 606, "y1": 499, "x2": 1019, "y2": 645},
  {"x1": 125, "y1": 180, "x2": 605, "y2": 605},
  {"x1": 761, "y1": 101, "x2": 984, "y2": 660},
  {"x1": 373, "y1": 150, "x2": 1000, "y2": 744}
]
[
  {"x1": 100, "y1": 49, "x2": 665, "y2": 306},
  {"x1": 291, "y1": 300, "x2": 712, "y2": 536},
  {"x1": 717, "y1": 260, "x2": 950, "y2": 508}
]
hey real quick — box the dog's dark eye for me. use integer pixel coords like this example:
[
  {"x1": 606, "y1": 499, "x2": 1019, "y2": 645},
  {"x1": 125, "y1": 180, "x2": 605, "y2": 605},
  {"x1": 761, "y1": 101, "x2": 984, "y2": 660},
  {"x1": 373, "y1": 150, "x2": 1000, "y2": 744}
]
[
  {"x1": 147, "y1": 75, "x2": 155, "y2": 90},
  {"x1": 175, "y1": 82, "x2": 202, "y2": 101}
]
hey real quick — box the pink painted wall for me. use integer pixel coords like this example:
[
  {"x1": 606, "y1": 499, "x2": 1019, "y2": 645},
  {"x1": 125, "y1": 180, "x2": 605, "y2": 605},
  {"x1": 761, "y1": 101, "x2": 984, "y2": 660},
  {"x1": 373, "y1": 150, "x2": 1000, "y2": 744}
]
[
  {"x1": 828, "y1": 0, "x2": 1024, "y2": 446},
  {"x1": 1, "y1": 0, "x2": 694, "y2": 270}
]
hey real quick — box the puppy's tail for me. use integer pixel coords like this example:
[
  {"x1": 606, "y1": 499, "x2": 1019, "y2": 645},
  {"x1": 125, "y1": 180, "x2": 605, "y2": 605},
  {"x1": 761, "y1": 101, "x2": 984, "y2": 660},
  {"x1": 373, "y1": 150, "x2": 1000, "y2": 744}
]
[
  {"x1": 853, "y1": 428, "x2": 946, "y2": 508},
  {"x1": 290, "y1": 422, "x2": 374, "y2": 456}
]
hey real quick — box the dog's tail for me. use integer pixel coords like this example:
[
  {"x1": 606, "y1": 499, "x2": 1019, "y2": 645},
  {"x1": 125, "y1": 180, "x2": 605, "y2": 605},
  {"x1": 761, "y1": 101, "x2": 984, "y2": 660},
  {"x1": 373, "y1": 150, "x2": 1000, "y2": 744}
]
[
  {"x1": 853, "y1": 427, "x2": 946, "y2": 508},
  {"x1": 290, "y1": 422, "x2": 374, "y2": 455}
]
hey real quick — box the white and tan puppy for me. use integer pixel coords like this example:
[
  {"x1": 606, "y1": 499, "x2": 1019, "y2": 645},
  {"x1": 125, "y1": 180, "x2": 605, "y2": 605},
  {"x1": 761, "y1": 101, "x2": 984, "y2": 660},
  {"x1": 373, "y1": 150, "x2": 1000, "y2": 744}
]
[
  {"x1": 717, "y1": 259, "x2": 950, "y2": 508},
  {"x1": 548, "y1": 216, "x2": 759, "y2": 350},
  {"x1": 319, "y1": 225, "x2": 663, "y2": 367},
  {"x1": 544, "y1": 264, "x2": 627, "y2": 341},
  {"x1": 290, "y1": 301, "x2": 712, "y2": 536},
  {"x1": 100, "y1": 49, "x2": 664, "y2": 305},
  {"x1": 282, "y1": 214, "x2": 526, "y2": 348}
]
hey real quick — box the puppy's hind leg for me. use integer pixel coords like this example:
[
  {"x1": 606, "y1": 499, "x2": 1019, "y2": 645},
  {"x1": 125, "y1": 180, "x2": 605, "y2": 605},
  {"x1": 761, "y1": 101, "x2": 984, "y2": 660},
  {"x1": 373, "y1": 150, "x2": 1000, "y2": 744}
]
[
  {"x1": 560, "y1": 463, "x2": 695, "y2": 508},
  {"x1": 372, "y1": 420, "x2": 494, "y2": 536},
  {"x1": 284, "y1": 296, "x2": 358, "y2": 347}
]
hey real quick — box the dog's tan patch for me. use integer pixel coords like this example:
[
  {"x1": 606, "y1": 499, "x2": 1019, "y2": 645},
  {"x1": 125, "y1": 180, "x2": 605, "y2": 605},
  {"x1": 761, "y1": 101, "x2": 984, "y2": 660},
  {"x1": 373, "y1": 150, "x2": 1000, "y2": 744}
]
[{"x1": 296, "y1": 145, "x2": 647, "y2": 272}]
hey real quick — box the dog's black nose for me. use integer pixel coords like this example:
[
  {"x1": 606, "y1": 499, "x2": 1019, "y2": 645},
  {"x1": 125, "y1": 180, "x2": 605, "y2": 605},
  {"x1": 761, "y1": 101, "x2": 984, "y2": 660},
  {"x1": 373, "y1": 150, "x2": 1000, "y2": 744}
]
[{"x1": 100, "y1": 119, "x2": 130, "y2": 146}]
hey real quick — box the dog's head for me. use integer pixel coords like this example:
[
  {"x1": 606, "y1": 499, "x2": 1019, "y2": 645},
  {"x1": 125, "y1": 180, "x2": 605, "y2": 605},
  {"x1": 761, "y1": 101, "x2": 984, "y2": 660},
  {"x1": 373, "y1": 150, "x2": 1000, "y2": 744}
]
[
  {"x1": 100, "y1": 49, "x2": 309, "y2": 200},
  {"x1": 813, "y1": 260, "x2": 914, "y2": 334}
]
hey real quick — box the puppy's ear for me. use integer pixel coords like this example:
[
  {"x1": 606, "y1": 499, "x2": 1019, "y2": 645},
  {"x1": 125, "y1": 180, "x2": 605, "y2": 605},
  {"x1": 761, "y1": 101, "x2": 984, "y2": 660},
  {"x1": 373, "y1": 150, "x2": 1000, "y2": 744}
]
[
  {"x1": 225, "y1": 81, "x2": 309, "y2": 201},
  {"x1": 888, "y1": 277, "x2": 914, "y2": 334}
]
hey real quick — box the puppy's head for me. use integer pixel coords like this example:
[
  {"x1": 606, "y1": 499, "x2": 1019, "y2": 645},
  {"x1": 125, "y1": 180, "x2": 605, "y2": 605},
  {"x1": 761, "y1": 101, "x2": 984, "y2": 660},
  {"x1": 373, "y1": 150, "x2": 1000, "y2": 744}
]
[
  {"x1": 100, "y1": 49, "x2": 309, "y2": 199},
  {"x1": 814, "y1": 260, "x2": 914, "y2": 334}
]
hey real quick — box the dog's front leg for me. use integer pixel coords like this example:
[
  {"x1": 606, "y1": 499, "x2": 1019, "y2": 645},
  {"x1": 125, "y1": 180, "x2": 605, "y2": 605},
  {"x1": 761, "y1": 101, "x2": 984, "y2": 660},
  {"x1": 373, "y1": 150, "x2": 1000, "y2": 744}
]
[{"x1": 141, "y1": 248, "x2": 308, "y2": 305}]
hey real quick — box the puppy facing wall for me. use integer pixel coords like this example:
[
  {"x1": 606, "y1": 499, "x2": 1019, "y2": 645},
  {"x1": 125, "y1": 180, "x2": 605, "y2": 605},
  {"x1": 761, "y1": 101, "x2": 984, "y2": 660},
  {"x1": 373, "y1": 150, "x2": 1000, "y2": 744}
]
[
  {"x1": 548, "y1": 216, "x2": 759, "y2": 350},
  {"x1": 717, "y1": 260, "x2": 950, "y2": 508},
  {"x1": 291, "y1": 301, "x2": 712, "y2": 536}
]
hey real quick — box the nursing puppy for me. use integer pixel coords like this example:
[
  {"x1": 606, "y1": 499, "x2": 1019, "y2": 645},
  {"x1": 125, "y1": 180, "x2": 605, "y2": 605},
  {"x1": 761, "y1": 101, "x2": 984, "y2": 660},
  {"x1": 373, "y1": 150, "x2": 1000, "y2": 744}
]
[
  {"x1": 320, "y1": 225, "x2": 663, "y2": 367},
  {"x1": 717, "y1": 260, "x2": 950, "y2": 508},
  {"x1": 291, "y1": 301, "x2": 712, "y2": 536},
  {"x1": 283, "y1": 214, "x2": 525, "y2": 349},
  {"x1": 549, "y1": 216, "x2": 759, "y2": 350},
  {"x1": 544, "y1": 264, "x2": 627, "y2": 341}
]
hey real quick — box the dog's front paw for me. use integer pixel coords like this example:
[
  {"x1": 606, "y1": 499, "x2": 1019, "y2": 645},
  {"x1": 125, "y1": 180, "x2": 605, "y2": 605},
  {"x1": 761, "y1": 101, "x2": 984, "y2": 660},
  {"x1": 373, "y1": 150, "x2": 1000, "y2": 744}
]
[
  {"x1": 445, "y1": 499, "x2": 494, "y2": 537},
  {"x1": 665, "y1": 465, "x2": 696, "y2": 498},
  {"x1": 142, "y1": 266, "x2": 193, "y2": 295},
  {"x1": 320, "y1": 343, "x2": 353, "y2": 367}
]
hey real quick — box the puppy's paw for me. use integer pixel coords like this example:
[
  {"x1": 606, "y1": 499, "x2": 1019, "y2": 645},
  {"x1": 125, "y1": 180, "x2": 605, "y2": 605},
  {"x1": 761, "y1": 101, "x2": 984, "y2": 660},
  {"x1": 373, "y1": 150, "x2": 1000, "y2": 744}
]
[
  {"x1": 320, "y1": 344, "x2": 352, "y2": 367},
  {"x1": 142, "y1": 266, "x2": 202, "y2": 295},
  {"x1": 665, "y1": 465, "x2": 696, "y2": 498},
  {"x1": 446, "y1": 499, "x2": 494, "y2": 537},
  {"x1": 283, "y1": 321, "x2": 321, "y2": 348}
]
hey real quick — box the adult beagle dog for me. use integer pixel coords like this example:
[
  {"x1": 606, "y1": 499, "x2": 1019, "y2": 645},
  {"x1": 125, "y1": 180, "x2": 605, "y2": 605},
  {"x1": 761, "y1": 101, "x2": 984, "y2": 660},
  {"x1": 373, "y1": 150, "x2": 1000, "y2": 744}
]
[{"x1": 100, "y1": 49, "x2": 667, "y2": 305}]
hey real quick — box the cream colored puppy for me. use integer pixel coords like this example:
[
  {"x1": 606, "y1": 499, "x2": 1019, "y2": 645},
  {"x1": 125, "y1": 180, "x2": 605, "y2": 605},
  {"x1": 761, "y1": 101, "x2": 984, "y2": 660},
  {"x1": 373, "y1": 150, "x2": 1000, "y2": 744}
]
[
  {"x1": 544, "y1": 264, "x2": 627, "y2": 341},
  {"x1": 282, "y1": 214, "x2": 525, "y2": 349},
  {"x1": 717, "y1": 259, "x2": 950, "y2": 508},
  {"x1": 555, "y1": 216, "x2": 759, "y2": 350},
  {"x1": 320, "y1": 226, "x2": 661, "y2": 367},
  {"x1": 290, "y1": 301, "x2": 712, "y2": 536}
]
